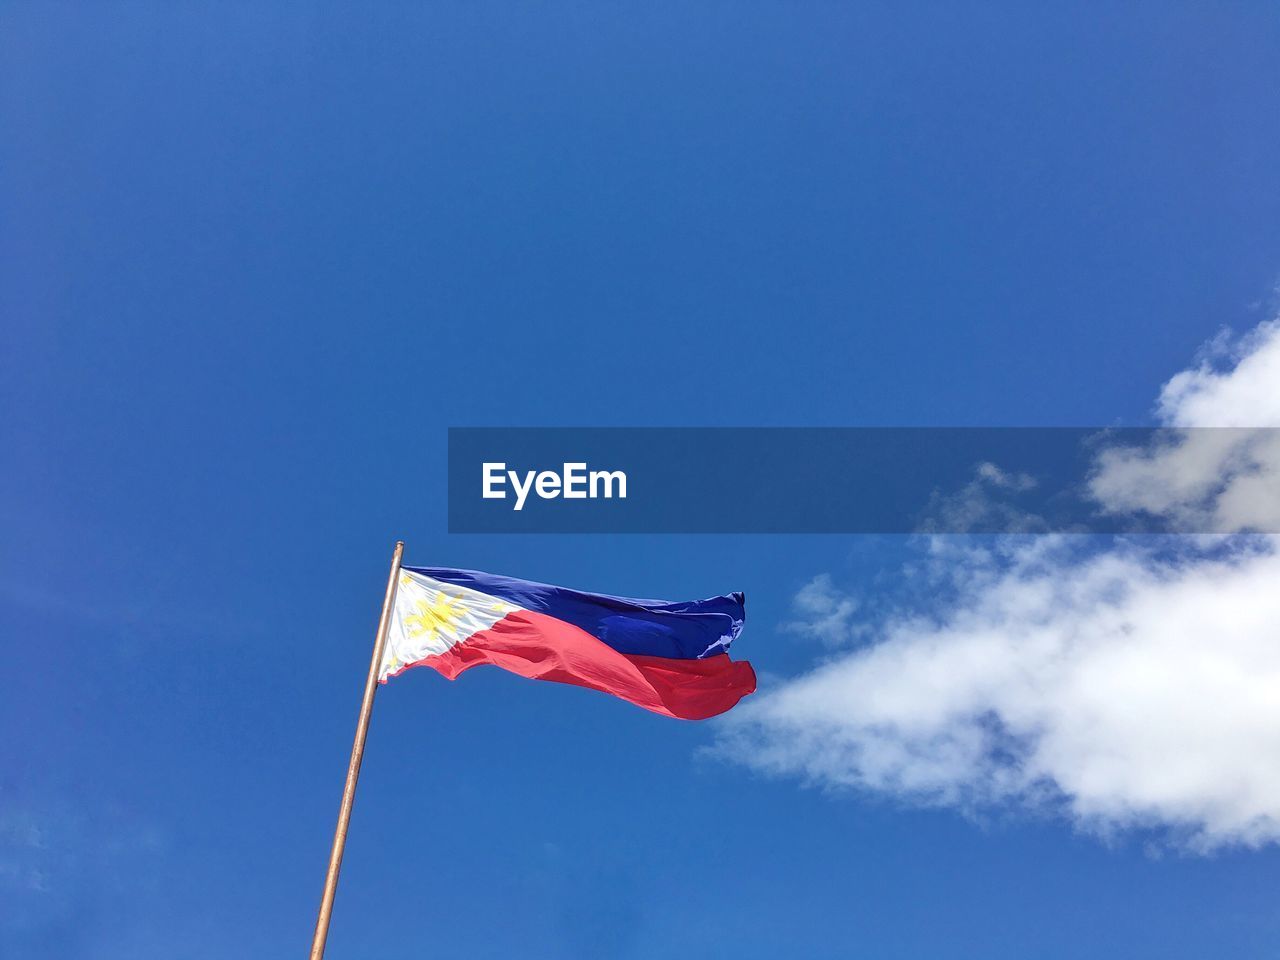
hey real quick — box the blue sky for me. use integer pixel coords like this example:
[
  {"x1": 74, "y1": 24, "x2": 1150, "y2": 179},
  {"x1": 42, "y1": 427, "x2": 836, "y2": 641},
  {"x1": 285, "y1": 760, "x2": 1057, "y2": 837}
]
[{"x1": 4, "y1": 3, "x2": 1280, "y2": 957}]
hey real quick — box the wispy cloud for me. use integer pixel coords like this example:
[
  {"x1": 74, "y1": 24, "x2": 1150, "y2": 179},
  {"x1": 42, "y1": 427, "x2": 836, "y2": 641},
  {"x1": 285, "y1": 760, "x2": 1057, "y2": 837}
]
[
  {"x1": 717, "y1": 314, "x2": 1280, "y2": 852},
  {"x1": 918, "y1": 461, "x2": 1048, "y2": 535},
  {"x1": 780, "y1": 574, "x2": 862, "y2": 647},
  {"x1": 0, "y1": 789, "x2": 167, "y2": 952}
]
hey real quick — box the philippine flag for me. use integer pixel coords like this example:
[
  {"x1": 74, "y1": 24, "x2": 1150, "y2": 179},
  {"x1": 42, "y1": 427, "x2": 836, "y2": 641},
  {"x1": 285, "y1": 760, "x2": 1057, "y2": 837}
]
[{"x1": 379, "y1": 567, "x2": 756, "y2": 720}]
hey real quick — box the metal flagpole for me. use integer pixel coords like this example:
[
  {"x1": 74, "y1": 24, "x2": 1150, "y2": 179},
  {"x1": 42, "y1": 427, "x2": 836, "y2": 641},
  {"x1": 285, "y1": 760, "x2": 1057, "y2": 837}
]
[{"x1": 309, "y1": 540, "x2": 404, "y2": 960}]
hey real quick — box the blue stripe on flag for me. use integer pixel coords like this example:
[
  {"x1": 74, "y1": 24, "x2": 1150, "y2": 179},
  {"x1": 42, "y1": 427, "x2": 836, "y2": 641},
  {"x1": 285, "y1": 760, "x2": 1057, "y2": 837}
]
[{"x1": 404, "y1": 566, "x2": 745, "y2": 660}]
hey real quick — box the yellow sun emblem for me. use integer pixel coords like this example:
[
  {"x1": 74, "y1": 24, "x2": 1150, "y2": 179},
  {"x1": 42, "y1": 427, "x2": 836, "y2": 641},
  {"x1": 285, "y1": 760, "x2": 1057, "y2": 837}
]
[{"x1": 404, "y1": 593, "x2": 466, "y2": 641}]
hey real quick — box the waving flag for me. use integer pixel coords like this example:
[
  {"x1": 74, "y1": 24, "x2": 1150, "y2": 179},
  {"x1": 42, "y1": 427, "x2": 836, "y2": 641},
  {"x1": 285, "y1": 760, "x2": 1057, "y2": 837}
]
[{"x1": 379, "y1": 566, "x2": 755, "y2": 719}]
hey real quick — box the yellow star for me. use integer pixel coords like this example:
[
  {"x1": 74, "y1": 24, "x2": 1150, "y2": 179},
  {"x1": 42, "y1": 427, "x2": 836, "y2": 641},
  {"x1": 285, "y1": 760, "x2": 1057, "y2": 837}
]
[{"x1": 404, "y1": 593, "x2": 465, "y2": 641}]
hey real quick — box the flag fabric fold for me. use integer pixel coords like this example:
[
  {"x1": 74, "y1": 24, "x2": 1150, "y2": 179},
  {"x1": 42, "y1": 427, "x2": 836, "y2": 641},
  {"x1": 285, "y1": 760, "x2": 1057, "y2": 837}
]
[{"x1": 379, "y1": 567, "x2": 755, "y2": 720}]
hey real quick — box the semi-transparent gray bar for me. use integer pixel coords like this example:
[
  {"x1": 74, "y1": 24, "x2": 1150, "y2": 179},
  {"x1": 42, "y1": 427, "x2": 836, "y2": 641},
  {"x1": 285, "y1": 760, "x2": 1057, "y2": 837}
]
[{"x1": 448, "y1": 427, "x2": 1280, "y2": 534}]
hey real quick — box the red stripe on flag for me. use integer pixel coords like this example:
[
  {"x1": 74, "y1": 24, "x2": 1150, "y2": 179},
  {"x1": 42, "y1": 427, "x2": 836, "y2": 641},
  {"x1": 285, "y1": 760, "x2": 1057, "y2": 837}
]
[{"x1": 386, "y1": 609, "x2": 756, "y2": 720}]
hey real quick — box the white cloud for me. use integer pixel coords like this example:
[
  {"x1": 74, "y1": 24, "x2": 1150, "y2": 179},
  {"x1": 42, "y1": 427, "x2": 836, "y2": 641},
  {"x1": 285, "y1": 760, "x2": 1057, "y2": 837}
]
[
  {"x1": 722, "y1": 537, "x2": 1280, "y2": 850},
  {"x1": 1089, "y1": 319, "x2": 1280, "y2": 532},
  {"x1": 719, "y1": 313, "x2": 1280, "y2": 851},
  {"x1": 1157, "y1": 319, "x2": 1280, "y2": 427}
]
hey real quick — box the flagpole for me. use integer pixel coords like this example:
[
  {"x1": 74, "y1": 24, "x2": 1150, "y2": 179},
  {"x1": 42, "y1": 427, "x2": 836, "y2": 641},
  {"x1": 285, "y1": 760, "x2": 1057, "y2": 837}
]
[{"x1": 309, "y1": 539, "x2": 404, "y2": 960}]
